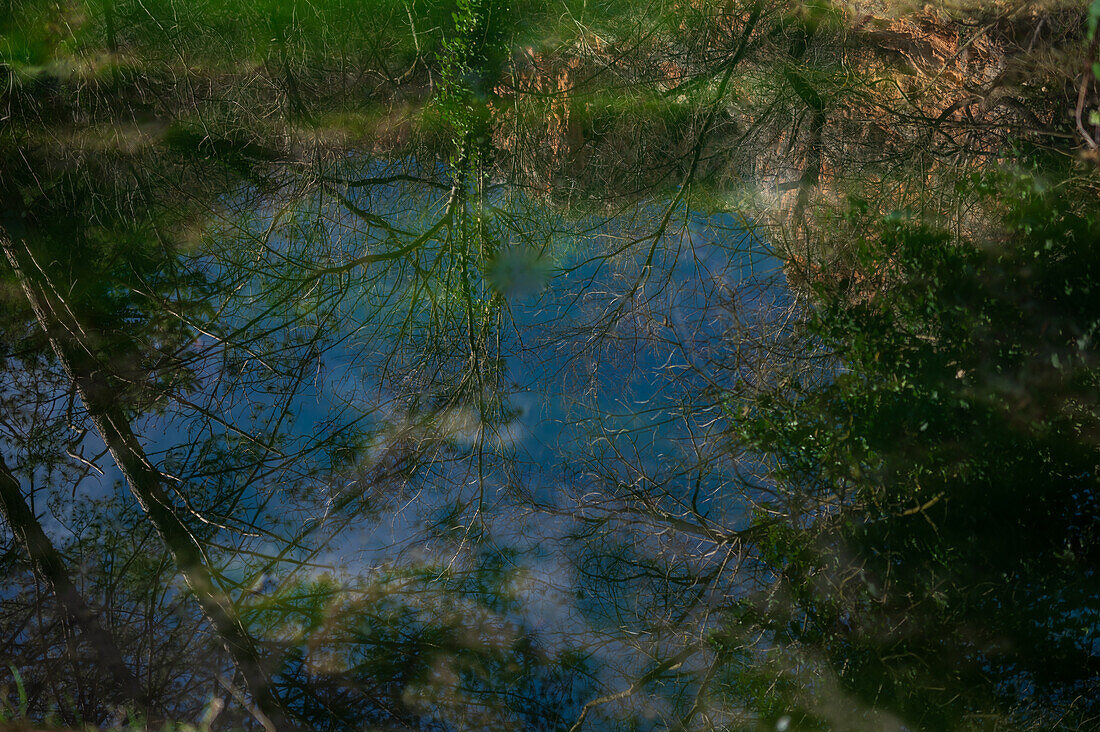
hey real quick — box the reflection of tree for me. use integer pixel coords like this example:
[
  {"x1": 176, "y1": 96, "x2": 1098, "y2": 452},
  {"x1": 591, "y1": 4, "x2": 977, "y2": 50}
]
[
  {"x1": 727, "y1": 174, "x2": 1100, "y2": 728},
  {"x1": 0, "y1": 452, "x2": 150, "y2": 716},
  {"x1": 2, "y1": 231, "x2": 297, "y2": 730},
  {"x1": 1, "y1": 1, "x2": 1098, "y2": 730}
]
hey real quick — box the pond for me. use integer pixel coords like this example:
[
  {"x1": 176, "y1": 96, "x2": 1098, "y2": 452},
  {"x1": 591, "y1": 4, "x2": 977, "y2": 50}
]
[{"x1": 3, "y1": 1, "x2": 1095, "y2": 729}]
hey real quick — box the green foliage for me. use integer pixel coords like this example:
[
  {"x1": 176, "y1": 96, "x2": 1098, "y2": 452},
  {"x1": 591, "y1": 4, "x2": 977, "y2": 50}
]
[
  {"x1": 0, "y1": 665, "x2": 29, "y2": 722},
  {"x1": 437, "y1": 0, "x2": 511, "y2": 172},
  {"x1": 731, "y1": 170, "x2": 1100, "y2": 728}
]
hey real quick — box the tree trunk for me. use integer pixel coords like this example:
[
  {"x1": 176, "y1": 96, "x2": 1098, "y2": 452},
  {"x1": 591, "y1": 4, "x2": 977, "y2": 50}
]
[
  {"x1": 0, "y1": 226, "x2": 294, "y2": 732},
  {"x1": 0, "y1": 455, "x2": 153, "y2": 717}
]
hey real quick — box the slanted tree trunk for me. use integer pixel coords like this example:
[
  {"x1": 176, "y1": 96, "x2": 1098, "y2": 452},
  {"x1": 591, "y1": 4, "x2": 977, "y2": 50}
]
[
  {"x1": 0, "y1": 455, "x2": 153, "y2": 718},
  {"x1": 0, "y1": 226, "x2": 294, "y2": 732}
]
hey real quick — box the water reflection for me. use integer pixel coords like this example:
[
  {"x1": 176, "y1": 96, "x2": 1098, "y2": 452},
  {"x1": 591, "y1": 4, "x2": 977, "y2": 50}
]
[
  {"x1": 11, "y1": 0, "x2": 1087, "y2": 727},
  {"x1": 0, "y1": 95, "x2": 793, "y2": 719},
  {"x1": 159, "y1": 139, "x2": 793, "y2": 722},
  {"x1": 0, "y1": 47, "x2": 794, "y2": 732}
]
